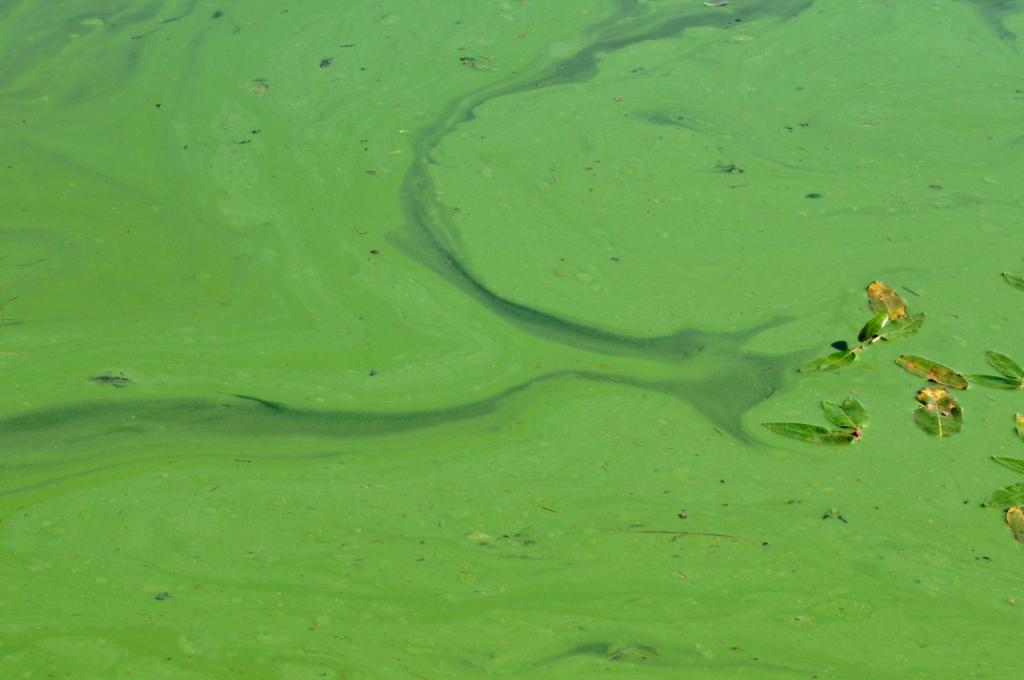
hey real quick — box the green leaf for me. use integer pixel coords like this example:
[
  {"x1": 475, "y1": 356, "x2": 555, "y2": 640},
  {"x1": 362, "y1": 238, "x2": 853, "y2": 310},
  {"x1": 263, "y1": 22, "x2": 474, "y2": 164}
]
[
  {"x1": 1003, "y1": 272, "x2": 1024, "y2": 291},
  {"x1": 896, "y1": 355, "x2": 969, "y2": 390},
  {"x1": 913, "y1": 386, "x2": 963, "y2": 437},
  {"x1": 986, "y1": 483, "x2": 1024, "y2": 507},
  {"x1": 857, "y1": 312, "x2": 890, "y2": 344},
  {"x1": 762, "y1": 422, "x2": 858, "y2": 445},
  {"x1": 876, "y1": 313, "x2": 925, "y2": 342},
  {"x1": 986, "y1": 351, "x2": 1024, "y2": 380},
  {"x1": 965, "y1": 374, "x2": 1024, "y2": 390},
  {"x1": 992, "y1": 456, "x2": 1024, "y2": 475},
  {"x1": 821, "y1": 398, "x2": 869, "y2": 430},
  {"x1": 839, "y1": 398, "x2": 869, "y2": 428},
  {"x1": 1017, "y1": 414, "x2": 1024, "y2": 442},
  {"x1": 799, "y1": 347, "x2": 858, "y2": 373}
]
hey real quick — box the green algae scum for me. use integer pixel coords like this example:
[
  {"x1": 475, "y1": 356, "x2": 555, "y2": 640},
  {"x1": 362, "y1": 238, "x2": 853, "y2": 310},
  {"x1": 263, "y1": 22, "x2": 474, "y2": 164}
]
[{"x1": 2, "y1": 1, "x2": 1024, "y2": 677}]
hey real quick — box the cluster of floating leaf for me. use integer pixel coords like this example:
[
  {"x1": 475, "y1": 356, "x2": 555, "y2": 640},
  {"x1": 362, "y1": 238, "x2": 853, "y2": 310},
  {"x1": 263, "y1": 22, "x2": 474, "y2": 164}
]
[
  {"x1": 764, "y1": 275, "x2": 1024, "y2": 544},
  {"x1": 797, "y1": 281, "x2": 924, "y2": 372}
]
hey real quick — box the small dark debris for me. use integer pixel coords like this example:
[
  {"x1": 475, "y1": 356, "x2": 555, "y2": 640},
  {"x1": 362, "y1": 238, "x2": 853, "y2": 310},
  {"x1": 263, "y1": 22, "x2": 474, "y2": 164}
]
[
  {"x1": 369, "y1": 249, "x2": 379, "y2": 255},
  {"x1": 368, "y1": 369, "x2": 378, "y2": 376},
  {"x1": 717, "y1": 163, "x2": 744, "y2": 174},
  {"x1": 976, "y1": 555, "x2": 992, "y2": 561},
  {"x1": 90, "y1": 374, "x2": 132, "y2": 387},
  {"x1": 366, "y1": 169, "x2": 377, "y2": 175},
  {"x1": 339, "y1": 43, "x2": 355, "y2": 48},
  {"x1": 821, "y1": 509, "x2": 848, "y2": 523},
  {"x1": 154, "y1": 592, "x2": 171, "y2": 601},
  {"x1": 237, "y1": 139, "x2": 251, "y2": 145},
  {"x1": 830, "y1": 340, "x2": 849, "y2": 351},
  {"x1": 610, "y1": 256, "x2": 621, "y2": 263},
  {"x1": 212, "y1": 10, "x2": 222, "y2": 19},
  {"x1": 799, "y1": 122, "x2": 810, "y2": 127},
  {"x1": 251, "y1": 129, "x2": 261, "y2": 135},
  {"x1": 677, "y1": 509, "x2": 688, "y2": 520},
  {"x1": 154, "y1": 103, "x2": 162, "y2": 109},
  {"x1": 319, "y1": 58, "x2": 334, "y2": 69},
  {"x1": 805, "y1": 192, "x2": 822, "y2": 199},
  {"x1": 929, "y1": 183, "x2": 943, "y2": 190}
]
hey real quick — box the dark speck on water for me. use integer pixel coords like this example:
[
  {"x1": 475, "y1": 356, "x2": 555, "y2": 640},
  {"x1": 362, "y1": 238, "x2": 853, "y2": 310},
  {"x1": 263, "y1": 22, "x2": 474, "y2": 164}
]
[
  {"x1": 90, "y1": 374, "x2": 132, "y2": 387},
  {"x1": 319, "y1": 57, "x2": 333, "y2": 69},
  {"x1": 805, "y1": 192, "x2": 822, "y2": 199}
]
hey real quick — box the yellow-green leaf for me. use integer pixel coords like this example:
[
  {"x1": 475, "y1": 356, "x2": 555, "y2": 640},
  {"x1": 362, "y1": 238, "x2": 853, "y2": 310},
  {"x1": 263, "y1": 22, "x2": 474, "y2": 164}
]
[{"x1": 1007, "y1": 507, "x2": 1024, "y2": 544}]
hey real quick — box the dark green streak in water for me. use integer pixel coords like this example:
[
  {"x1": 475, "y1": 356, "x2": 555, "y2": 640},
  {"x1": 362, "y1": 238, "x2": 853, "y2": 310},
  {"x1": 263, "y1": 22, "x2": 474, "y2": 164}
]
[
  {"x1": 399, "y1": 0, "x2": 814, "y2": 361},
  {"x1": 0, "y1": 0, "x2": 813, "y2": 462}
]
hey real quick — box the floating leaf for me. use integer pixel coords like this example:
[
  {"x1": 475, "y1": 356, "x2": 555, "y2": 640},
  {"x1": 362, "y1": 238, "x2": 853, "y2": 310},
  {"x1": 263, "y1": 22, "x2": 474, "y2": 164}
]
[
  {"x1": 1017, "y1": 414, "x2": 1024, "y2": 441},
  {"x1": 986, "y1": 351, "x2": 1024, "y2": 380},
  {"x1": 966, "y1": 374, "x2": 1024, "y2": 390},
  {"x1": 866, "y1": 281, "x2": 908, "y2": 321},
  {"x1": 857, "y1": 312, "x2": 890, "y2": 344},
  {"x1": 992, "y1": 456, "x2": 1024, "y2": 475},
  {"x1": 875, "y1": 313, "x2": 925, "y2": 342},
  {"x1": 896, "y1": 355, "x2": 969, "y2": 390},
  {"x1": 821, "y1": 398, "x2": 869, "y2": 430},
  {"x1": 988, "y1": 483, "x2": 1024, "y2": 508},
  {"x1": 1003, "y1": 272, "x2": 1024, "y2": 291},
  {"x1": 762, "y1": 422, "x2": 857, "y2": 445},
  {"x1": 913, "y1": 386, "x2": 963, "y2": 437},
  {"x1": 1007, "y1": 507, "x2": 1024, "y2": 544},
  {"x1": 799, "y1": 347, "x2": 858, "y2": 373}
]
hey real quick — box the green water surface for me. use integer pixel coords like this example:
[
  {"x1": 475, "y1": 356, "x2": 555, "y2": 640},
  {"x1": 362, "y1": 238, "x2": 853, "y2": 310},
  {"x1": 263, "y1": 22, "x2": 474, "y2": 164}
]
[{"x1": 2, "y1": 0, "x2": 1024, "y2": 677}]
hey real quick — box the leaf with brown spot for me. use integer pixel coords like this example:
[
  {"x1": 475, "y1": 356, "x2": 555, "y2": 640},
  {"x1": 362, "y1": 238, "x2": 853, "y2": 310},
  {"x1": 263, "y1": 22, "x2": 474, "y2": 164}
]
[
  {"x1": 913, "y1": 386, "x2": 963, "y2": 437},
  {"x1": 1007, "y1": 507, "x2": 1024, "y2": 544},
  {"x1": 896, "y1": 355, "x2": 968, "y2": 390},
  {"x1": 866, "y1": 281, "x2": 908, "y2": 321}
]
